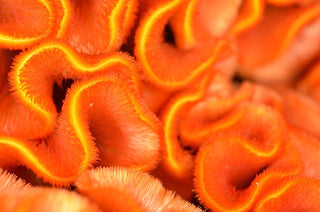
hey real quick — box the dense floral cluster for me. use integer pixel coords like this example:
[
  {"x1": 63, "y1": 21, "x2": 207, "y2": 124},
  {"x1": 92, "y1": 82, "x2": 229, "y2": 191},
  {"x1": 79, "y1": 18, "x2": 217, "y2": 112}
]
[{"x1": 1, "y1": 0, "x2": 320, "y2": 211}]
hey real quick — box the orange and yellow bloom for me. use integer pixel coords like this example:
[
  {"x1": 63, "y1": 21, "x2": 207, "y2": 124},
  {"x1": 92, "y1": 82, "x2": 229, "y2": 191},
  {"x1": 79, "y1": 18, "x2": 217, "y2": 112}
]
[{"x1": 1, "y1": 0, "x2": 320, "y2": 211}]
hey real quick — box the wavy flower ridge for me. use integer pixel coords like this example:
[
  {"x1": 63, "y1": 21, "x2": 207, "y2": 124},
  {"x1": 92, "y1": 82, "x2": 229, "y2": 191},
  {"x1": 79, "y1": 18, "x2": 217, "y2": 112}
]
[
  {"x1": 0, "y1": 66, "x2": 160, "y2": 185},
  {"x1": 0, "y1": 0, "x2": 320, "y2": 211},
  {"x1": 5, "y1": 41, "x2": 139, "y2": 139}
]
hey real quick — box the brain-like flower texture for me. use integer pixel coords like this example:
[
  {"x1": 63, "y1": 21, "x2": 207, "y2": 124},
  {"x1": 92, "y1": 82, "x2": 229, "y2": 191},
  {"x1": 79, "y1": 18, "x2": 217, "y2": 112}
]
[{"x1": 0, "y1": 0, "x2": 320, "y2": 211}]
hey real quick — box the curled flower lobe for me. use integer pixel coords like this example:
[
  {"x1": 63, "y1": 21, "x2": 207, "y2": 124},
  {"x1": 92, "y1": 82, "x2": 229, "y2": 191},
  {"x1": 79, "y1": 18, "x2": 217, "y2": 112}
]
[
  {"x1": 0, "y1": 169, "x2": 100, "y2": 212},
  {"x1": 76, "y1": 167, "x2": 202, "y2": 212},
  {"x1": 0, "y1": 132, "x2": 93, "y2": 186},
  {"x1": 1, "y1": 0, "x2": 320, "y2": 210},
  {"x1": 169, "y1": 0, "x2": 264, "y2": 47},
  {"x1": 194, "y1": 139, "x2": 301, "y2": 212},
  {"x1": 151, "y1": 74, "x2": 212, "y2": 199},
  {"x1": 0, "y1": 49, "x2": 37, "y2": 138},
  {"x1": 180, "y1": 81, "x2": 284, "y2": 148},
  {"x1": 0, "y1": 64, "x2": 160, "y2": 185},
  {"x1": 169, "y1": 0, "x2": 242, "y2": 48},
  {"x1": 63, "y1": 76, "x2": 160, "y2": 171},
  {"x1": 237, "y1": 2, "x2": 320, "y2": 84},
  {"x1": 254, "y1": 176, "x2": 320, "y2": 211},
  {"x1": 194, "y1": 103, "x2": 302, "y2": 211},
  {"x1": 6, "y1": 41, "x2": 139, "y2": 139},
  {"x1": 179, "y1": 82, "x2": 253, "y2": 148},
  {"x1": 0, "y1": 0, "x2": 57, "y2": 49},
  {"x1": 135, "y1": 0, "x2": 229, "y2": 90},
  {"x1": 231, "y1": 0, "x2": 265, "y2": 35},
  {"x1": 57, "y1": 0, "x2": 138, "y2": 55}
]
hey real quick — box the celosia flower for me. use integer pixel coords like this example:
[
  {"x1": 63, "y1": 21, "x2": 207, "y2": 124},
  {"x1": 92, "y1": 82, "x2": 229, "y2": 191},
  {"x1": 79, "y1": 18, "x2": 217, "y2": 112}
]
[
  {"x1": 76, "y1": 167, "x2": 202, "y2": 212},
  {"x1": 57, "y1": 0, "x2": 138, "y2": 55},
  {"x1": 0, "y1": 169, "x2": 100, "y2": 211},
  {"x1": 135, "y1": 0, "x2": 230, "y2": 90},
  {"x1": 152, "y1": 74, "x2": 212, "y2": 199},
  {"x1": 0, "y1": 42, "x2": 160, "y2": 185},
  {"x1": 237, "y1": 2, "x2": 320, "y2": 84},
  {"x1": 1, "y1": 0, "x2": 320, "y2": 211},
  {"x1": 254, "y1": 176, "x2": 320, "y2": 211},
  {"x1": 194, "y1": 128, "x2": 302, "y2": 211},
  {"x1": 0, "y1": 0, "x2": 58, "y2": 49}
]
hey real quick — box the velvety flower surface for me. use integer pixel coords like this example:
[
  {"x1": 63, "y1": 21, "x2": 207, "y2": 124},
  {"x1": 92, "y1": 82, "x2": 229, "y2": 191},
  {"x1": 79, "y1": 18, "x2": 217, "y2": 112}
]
[{"x1": 1, "y1": 0, "x2": 320, "y2": 211}]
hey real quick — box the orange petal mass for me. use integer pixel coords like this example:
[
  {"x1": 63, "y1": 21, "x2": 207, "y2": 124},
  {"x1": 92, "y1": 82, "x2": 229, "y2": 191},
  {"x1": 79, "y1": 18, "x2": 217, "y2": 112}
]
[
  {"x1": 57, "y1": 0, "x2": 138, "y2": 55},
  {"x1": 237, "y1": 3, "x2": 320, "y2": 84},
  {"x1": 5, "y1": 41, "x2": 139, "y2": 139},
  {"x1": 231, "y1": 0, "x2": 265, "y2": 35},
  {"x1": 64, "y1": 77, "x2": 160, "y2": 171},
  {"x1": 0, "y1": 70, "x2": 160, "y2": 185},
  {"x1": 254, "y1": 176, "x2": 320, "y2": 211},
  {"x1": 135, "y1": 0, "x2": 229, "y2": 90},
  {"x1": 169, "y1": 0, "x2": 242, "y2": 49},
  {"x1": 0, "y1": 169, "x2": 100, "y2": 212},
  {"x1": 179, "y1": 82, "x2": 253, "y2": 148},
  {"x1": 194, "y1": 103, "x2": 303, "y2": 211},
  {"x1": 76, "y1": 167, "x2": 202, "y2": 212},
  {"x1": 152, "y1": 74, "x2": 212, "y2": 199},
  {"x1": 194, "y1": 133, "x2": 302, "y2": 211},
  {"x1": 1, "y1": 0, "x2": 320, "y2": 210},
  {"x1": 0, "y1": 0, "x2": 59, "y2": 49}
]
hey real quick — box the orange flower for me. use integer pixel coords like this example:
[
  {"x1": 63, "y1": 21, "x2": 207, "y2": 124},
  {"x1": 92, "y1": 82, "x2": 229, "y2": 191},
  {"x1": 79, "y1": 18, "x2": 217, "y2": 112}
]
[
  {"x1": 4, "y1": 41, "x2": 139, "y2": 139},
  {"x1": 237, "y1": 2, "x2": 320, "y2": 84},
  {"x1": 169, "y1": 0, "x2": 265, "y2": 48},
  {"x1": 0, "y1": 0, "x2": 137, "y2": 54},
  {"x1": 1, "y1": 0, "x2": 320, "y2": 210},
  {"x1": 56, "y1": 0, "x2": 138, "y2": 55},
  {"x1": 0, "y1": 47, "x2": 160, "y2": 185},
  {"x1": 0, "y1": 169, "x2": 100, "y2": 212},
  {"x1": 179, "y1": 81, "x2": 285, "y2": 148},
  {"x1": 232, "y1": 0, "x2": 265, "y2": 35},
  {"x1": 194, "y1": 107, "x2": 302, "y2": 211},
  {"x1": 151, "y1": 74, "x2": 212, "y2": 199},
  {"x1": 0, "y1": 0, "x2": 57, "y2": 49},
  {"x1": 254, "y1": 176, "x2": 320, "y2": 211},
  {"x1": 135, "y1": 0, "x2": 230, "y2": 90},
  {"x1": 179, "y1": 81, "x2": 253, "y2": 147},
  {"x1": 76, "y1": 167, "x2": 202, "y2": 212}
]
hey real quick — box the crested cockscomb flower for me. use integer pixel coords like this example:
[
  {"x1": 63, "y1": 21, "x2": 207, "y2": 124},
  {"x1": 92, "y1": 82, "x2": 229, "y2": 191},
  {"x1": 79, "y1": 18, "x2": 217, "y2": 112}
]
[{"x1": 0, "y1": 0, "x2": 320, "y2": 211}]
